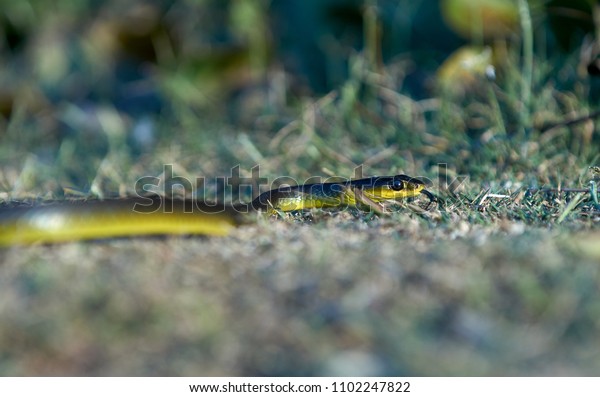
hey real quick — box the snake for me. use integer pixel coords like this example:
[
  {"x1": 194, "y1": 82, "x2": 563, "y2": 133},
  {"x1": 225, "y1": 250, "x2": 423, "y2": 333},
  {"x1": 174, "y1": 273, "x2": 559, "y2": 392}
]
[{"x1": 0, "y1": 174, "x2": 434, "y2": 245}]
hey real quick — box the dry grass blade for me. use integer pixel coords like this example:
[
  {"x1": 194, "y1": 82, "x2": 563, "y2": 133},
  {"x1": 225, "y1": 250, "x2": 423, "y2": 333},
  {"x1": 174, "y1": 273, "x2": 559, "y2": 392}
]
[
  {"x1": 557, "y1": 192, "x2": 586, "y2": 224},
  {"x1": 347, "y1": 186, "x2": 385, "y2": 214}
]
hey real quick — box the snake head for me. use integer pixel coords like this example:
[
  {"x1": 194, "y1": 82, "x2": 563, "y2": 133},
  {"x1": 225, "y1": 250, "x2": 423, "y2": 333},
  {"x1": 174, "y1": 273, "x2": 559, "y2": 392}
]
[{"x1": 389, "y1": 175, "x2": 437, "y2": 207}]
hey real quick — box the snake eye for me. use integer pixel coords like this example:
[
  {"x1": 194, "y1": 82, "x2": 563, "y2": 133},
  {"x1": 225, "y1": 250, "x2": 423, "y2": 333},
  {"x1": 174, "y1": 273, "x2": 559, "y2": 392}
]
[{"x1": 391, "y1": 179, "x2": 404, "y2": 191}]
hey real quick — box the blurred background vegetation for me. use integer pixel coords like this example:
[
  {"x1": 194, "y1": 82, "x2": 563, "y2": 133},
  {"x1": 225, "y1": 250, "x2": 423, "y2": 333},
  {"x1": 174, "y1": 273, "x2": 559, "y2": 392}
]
[{"x1": 1, "y1": 0, "x2": 599, "y2": 197}]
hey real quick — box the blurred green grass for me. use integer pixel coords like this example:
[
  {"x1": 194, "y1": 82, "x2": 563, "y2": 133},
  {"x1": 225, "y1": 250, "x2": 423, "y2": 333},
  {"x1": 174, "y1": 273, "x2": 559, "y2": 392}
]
[{"x1": 1, "y1": 0, "x2": 600, "y2": 375}]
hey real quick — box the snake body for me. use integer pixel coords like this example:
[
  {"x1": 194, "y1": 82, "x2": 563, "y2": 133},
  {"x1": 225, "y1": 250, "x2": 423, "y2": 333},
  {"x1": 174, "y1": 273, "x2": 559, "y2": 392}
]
[{"x1": 0, "y1": 174, "x2": 432, "y2": 245}]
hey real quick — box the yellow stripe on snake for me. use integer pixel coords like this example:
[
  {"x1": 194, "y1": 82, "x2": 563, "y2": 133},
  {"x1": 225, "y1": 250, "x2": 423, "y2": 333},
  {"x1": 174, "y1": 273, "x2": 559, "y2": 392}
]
[{"x1": 0, "y1": 175, "x2": 434, "y2": 245}]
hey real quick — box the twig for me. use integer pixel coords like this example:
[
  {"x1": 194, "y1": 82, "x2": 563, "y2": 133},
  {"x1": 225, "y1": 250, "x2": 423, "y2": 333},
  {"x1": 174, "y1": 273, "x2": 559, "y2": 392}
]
[{"x1": 539, "y1": 109, "x2": 600, "y2": 133}]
